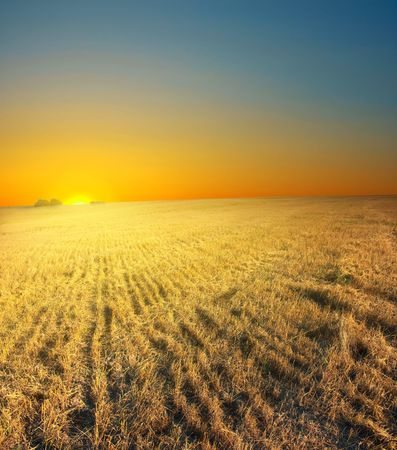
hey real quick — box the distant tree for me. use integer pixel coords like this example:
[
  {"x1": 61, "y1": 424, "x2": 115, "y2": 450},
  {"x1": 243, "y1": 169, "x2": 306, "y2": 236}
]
[
  {"x1": 34, "y1": 199, "x2": 50, "y2": 207},
  {"x1": 34, "y1": 198, "x2": 63, "y2": 207}
]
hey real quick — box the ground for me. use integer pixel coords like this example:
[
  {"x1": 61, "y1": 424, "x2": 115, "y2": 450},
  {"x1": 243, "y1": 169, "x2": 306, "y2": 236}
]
[{"x1": 0, "y1": 197, "x2": 396, "y2": 449}]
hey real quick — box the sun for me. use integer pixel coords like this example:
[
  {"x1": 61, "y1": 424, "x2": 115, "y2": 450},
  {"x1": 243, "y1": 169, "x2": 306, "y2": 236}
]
[{"x1": 65, "y1": 195, "x2": 92, "y2": 205}]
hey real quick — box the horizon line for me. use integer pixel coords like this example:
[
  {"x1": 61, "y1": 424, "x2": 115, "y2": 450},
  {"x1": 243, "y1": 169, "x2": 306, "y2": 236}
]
[{"x1": 1, "y1": 193, "x2": 397, "y2": 208}]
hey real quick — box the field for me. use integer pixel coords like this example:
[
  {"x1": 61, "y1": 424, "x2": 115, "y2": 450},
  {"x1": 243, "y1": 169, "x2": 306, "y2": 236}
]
[{"x1": 0, "y1": 197, "x2": 396, "y2": 449}]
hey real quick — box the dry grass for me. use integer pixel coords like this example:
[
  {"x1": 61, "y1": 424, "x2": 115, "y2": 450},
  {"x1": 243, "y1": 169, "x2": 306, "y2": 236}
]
[{"x1": 0, "y1": 197, "x2": 396, "y2": 449}]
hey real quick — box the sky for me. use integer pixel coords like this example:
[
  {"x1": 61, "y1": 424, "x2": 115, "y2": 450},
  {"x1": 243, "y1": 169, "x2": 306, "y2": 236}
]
[{"x1": 1, "y1": 0, "x2": 396, "y2": 205}]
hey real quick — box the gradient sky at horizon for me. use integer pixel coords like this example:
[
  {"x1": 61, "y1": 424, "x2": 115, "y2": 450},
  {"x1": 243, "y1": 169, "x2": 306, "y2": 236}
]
[{"x1": 1, "y1": 0, "x2": 396, "y2": 205}]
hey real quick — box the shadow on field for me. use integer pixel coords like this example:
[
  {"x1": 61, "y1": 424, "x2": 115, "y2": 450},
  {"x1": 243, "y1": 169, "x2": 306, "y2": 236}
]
[
  {"x1": 217, "y1": 287, "x2": 238, "y2": 302},
  {"x1": 298, "y1": 287, "x2": 352, "y2": 313},
  {"x1": 69, "y1": 300, "x2": 97, "y2": 443}
]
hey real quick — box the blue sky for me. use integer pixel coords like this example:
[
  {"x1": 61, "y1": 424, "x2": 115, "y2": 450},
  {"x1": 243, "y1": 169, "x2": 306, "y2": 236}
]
[{"x1": 2, "y1": 0, "x2": 396, "y2": 121}]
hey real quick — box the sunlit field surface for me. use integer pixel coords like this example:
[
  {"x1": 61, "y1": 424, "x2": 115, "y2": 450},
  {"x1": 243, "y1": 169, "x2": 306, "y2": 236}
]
[{"x1": 0, "y1": 197, "x2": 396, "y2": 449}]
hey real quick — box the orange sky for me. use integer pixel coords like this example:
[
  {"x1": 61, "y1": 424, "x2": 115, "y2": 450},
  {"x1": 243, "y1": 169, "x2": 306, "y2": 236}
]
[
  {"x1": 2, "y1": 95, "x2": 396, "y2": 206},
  {"x1": 1, "y1": 90, "x2": 397, "y2": 206},
  {"x1": 1, "y1": 62, "x2": 396, "y2": 206}
]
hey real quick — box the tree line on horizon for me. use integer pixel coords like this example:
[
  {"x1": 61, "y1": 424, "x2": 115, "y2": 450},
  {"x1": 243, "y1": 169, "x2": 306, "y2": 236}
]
[
  {"x1": 34, "y1": 198, "x2": 62, "y2": 207},
  {"x1": 34, "y1": 199, "x2": 105, "y2": 207}
]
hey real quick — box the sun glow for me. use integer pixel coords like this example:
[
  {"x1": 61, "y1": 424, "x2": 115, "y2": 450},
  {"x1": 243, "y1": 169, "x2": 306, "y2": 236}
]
[{"x1": 65, "y1": 195, "x2": 92, "y2": 205}]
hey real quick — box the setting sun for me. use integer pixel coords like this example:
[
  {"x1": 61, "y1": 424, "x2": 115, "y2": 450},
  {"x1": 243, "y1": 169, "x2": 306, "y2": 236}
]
[{"x1": 65, "y1": 195, "x2": 92, "y2": 205}]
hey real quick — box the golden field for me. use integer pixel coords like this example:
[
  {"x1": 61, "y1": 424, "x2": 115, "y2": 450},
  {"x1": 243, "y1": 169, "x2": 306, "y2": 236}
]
[{"x1": 0, "y1": 197, "x2": 396, "y2": 449}]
